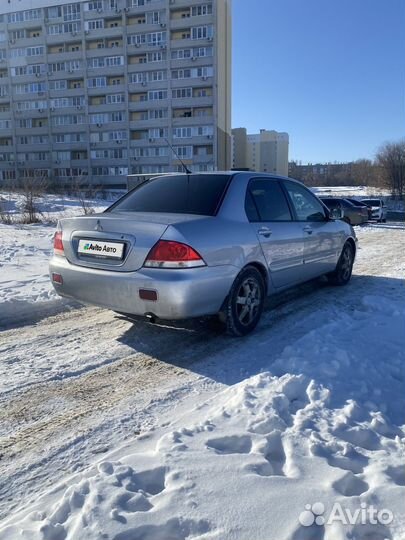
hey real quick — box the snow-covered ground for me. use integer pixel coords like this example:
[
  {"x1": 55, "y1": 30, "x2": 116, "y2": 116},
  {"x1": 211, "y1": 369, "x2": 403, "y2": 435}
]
[
  {"x1": 0, "y1": 200, "x2": 404, "y2": 539},
  {"x1": 0, "y1": 193, "x2": 110, "y2": 322}
]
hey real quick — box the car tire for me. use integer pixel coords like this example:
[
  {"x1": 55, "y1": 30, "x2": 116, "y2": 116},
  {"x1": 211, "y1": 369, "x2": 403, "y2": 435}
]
[
  {"x1": 327, "y1": 242, "x2": 354, "y2": 286},
  {"x1": 223, "y1": 266, "x2": 265, "y2": 337}
]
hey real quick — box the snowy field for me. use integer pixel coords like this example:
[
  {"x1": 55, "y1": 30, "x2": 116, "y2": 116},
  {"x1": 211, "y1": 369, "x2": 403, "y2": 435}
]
[
  {"x1": 0, "y1": 192, "x2": 110, "y2": 320},
  {"x1": 0, "y1": 197, "x2": 404, "y2": 539}
]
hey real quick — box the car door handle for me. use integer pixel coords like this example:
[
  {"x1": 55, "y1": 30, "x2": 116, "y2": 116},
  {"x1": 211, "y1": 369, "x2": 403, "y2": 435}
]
[
  {"x1": 258, "y1": 227, "x2": 272, "y2": 238},
  {"x1": 303, "y1": 226, "x2": 313, "y2": 235}
]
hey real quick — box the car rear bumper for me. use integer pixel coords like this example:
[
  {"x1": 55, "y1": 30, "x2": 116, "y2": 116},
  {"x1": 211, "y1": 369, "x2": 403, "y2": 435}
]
[{"x1": 49, "y1": 256, "x2": 238, "y2": 320}]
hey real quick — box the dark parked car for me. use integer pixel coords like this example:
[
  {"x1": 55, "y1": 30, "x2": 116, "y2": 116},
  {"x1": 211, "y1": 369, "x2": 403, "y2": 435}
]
[
  {"x1": 320, "y1": 198, "x2": 367, "y2": 226},
  {"x1": 344, "y1": 198, "x2": 370, "y2": 221}
]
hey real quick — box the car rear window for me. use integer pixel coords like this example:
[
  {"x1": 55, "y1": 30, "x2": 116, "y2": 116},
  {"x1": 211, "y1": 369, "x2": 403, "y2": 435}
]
[
  {"x1": 108, "y1": 174, "x2": 232, "y2": 216},
  {"x1": 362, "y1": 199, "x2": 380, "y2": 206},
  {"x1": 321, "y1": 199, "x2": 337, "y2": 207}
]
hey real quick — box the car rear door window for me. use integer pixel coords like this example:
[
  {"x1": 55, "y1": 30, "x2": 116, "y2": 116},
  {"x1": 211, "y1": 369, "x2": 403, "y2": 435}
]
[
  {"x1": 109, "y1": 174, "x2": 231, "y2": 216},
  {"x1": 246, "y1": 179, "x2": 292, "y2": 222},
  {"x1": 285, "y1": 181, "x2": 327, "y2": 222}
]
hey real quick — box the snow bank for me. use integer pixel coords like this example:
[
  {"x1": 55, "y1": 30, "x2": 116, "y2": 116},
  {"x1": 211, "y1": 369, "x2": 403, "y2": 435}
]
[
  {"x1": 1, "y1": 291, "x2": 404, "y2": 539},
  {"x1": 0, "y1": 223, "x2": 58, "y2": 321},
  {"x1": 0, "y1": 194, "x2": 109, "y2": 323}
]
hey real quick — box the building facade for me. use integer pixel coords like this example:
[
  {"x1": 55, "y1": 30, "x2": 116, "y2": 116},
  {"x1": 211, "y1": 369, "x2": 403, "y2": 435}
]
[
  {"x1": 0, "y1": 0, "x2": 231, "y2": 188},
  {"x1": 232, "y1": 128, "x2": 289, "y2": 177}
]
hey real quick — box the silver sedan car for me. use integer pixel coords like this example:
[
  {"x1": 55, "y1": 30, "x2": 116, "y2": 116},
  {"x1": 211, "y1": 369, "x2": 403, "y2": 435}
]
[{"x1": 49, "y1": 172, "x2": 357, "y2": 336}]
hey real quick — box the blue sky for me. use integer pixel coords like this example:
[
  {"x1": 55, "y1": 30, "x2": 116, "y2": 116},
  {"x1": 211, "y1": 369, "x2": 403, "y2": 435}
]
[{"x1": 232, "y1": 0, "x2": 405, "y2": 163}]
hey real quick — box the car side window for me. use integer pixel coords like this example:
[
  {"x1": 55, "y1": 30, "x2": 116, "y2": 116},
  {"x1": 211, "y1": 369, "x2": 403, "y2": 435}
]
[
  {"x1": 285, "y1": 181, "x2": 327, "y2": 222},
  {"x1": 246, "y1": 179, "x2": 292, "y2": 222}
]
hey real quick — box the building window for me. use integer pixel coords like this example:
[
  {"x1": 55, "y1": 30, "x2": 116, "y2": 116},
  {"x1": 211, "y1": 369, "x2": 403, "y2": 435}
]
[
  {"x1": 191, "y1": 5, "x2": 213, "y2": 16},
  {"x1": 85, "y1": 1, "x2": 103, "y2": 10},
  {"x1": 87, "y1": 77, "x2": 107, "y2": 88},
  {"x1": 174, "y1": 146, "x2": 192, "y2": 159},
  {"x1": 63, "y1": 4, "x2": 81, "y2": 22},
  {"x1": 8, "y1": 9, "x2": 42, "y2": 24},
  {"x1": 171, "y1": 48, "x2": 192, "y2": 60},
  {"x1": 148, "y1": 90, "x2": 168, "y2": 100},
  {"x1": 147, "y1": 51, "x2": 165, "y2": 62},
  {"x1": 191, "y1": 26, "x2": 213, "y2": 40},
  {"x1": 172, "y1": 87, "x2": 192, "y2": 99},
  {"x1": 106, "y1": 93, "x2": 125, "y2": 104},
  {"x1": 85, "y1": 19, "x2": 104, "y2": 30}
]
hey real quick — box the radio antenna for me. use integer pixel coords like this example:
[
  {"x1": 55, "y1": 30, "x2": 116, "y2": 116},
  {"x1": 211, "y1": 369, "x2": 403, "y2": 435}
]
[{"x1": 164, "y1": 137, "x2": 192, "y2": 174}]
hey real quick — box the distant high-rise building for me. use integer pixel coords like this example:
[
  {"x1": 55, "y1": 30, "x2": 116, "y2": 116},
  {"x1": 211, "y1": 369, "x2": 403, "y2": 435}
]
[
  {"x1": 0, "y1": 0, "x2": 232, "y2": 188},
  {"x1": 232, "y1": 128, "x2": 289, "y2": 176}
]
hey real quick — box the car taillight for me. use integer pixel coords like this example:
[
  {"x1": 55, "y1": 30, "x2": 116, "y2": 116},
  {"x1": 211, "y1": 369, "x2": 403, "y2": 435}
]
[
  {"x1": 144, "y1": 240, "x2": 206, "y2": 269},
  {"x1": 53, "y1": 231, "x2": 64, "y2": 257}
]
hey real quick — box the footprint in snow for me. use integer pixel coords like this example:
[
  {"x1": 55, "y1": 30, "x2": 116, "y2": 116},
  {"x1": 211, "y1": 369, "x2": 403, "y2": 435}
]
[
  {"x1": 332, "y1": 471, "x2": 369, "y2": 497},
  {"x1": 310, "y1": 442, "x2": 369, "y2": 474},
  {"x1": 348, "y1": 522, "x2": 392, "y2": 540},
  {"x1": 112, "y1": 517, "x2": 211, "y2": 540},
  {"x1": 291, "y1": 522, "x2": 325, "y2": 540},
  {"x1": 384, "y1": 464, "x2": 405, "y2": 486},
  {"x1": 205, "y1": 434, "x2": 252, "y2": 454},
  {"x1": 251, "y1": 430, "x2": 288, "y2": 477}
]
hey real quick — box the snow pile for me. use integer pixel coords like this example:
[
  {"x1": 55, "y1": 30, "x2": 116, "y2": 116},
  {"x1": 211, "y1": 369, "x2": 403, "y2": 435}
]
[
  {"x1": 0, "y1": 194, "x2": 110, "y2": 323},
  {"x1": 0, "y1": 191, "x2": 114, "y2": 223},
  {"x1": 1, "y1": 292, "x2": 404, "y2": 539},
  {"x1": 0, "y1": 223, "x2": 58, "y2": 318}
]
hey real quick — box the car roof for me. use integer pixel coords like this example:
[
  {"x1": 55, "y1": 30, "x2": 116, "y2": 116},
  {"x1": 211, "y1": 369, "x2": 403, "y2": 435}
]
[{"x1": 157, "y1": 171, "x2": 305, "y2": 185}]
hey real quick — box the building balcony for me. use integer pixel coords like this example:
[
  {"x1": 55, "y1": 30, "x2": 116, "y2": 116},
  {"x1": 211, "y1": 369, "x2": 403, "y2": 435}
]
[
  {"x1": 170, "y1": 76, "x2": 214, "y2": 89},
  {"x1": 51, "y1": 124, "x2": 87, "y2": 133},
  {"x1": 128, "y1": 79, "x2": 169, "y2": 91},
  {"x1": 85, "y1": 46, "x2": 124, "y2": 57},
  {"x1": 89, "y1": 158, "x2": 128, "y2": 168},
  {"x1": 170, "y1": 56, "x2": 214, "y2": 69},
  {"x1": 129, "y1": 156, "x2": 169, "y2": 165},
  {"x1": 169, "y1": 15, "x2": 213, "y2": 30},
  {"x1": 171, "y1": 96, "x2": 214, "y2": 108},
  {"x1": 48, "y1": 87, "x2": 85, "y2": 98},
  {"x1": 46, "y1": 32, "x2": 84, "y2": 44},
  {"x1": 46, "y1": 51, "x2": 83, "y2": 63},
  {"x1": 88, "y1": 103, "x2": 126, "y2": 113},
  {"x1": 172, "y1": 115, "x2": 213, "y2": 125},
  {"x1": 128, "y1": 98, "x2": 169, "y2": 109},
  {"x1": 126, "y1": 22, "x2": 166, "y2": 35},
  {"x1": 84, "y1": 26, "x2": 123, "y2": 40},
  {"x1": 87, "y1": 83, "x2": 124, "y2": 95}
]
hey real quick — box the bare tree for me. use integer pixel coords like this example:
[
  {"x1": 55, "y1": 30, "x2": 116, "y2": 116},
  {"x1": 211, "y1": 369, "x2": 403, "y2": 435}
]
[
  {"x1": 71, "y1": 175, "x2": 101, "y2": 215},
  {"x1": 350, "y1": 159, "x2": 383, "y2": 188},
  {"x1": 376, "y1": 140, "x2": 405, "y2": 199},
  {"x1": 20, "y1": 171, "x2": 49, "y2": 224}
]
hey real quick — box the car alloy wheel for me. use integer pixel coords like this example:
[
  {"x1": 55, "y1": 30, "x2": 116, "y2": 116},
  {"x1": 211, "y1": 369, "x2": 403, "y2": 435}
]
[
  {"x1": 236, "y1": 277, "x2": 262, "y2": 326},
  {"x1": 224, "y1": 266, "x2": 265, "y2": 336},
  {"x1": 328, "y1": 242, "x2": 354, "y2": 286},
  {"x1": 340, "y1": 245, "x2": 353, "y2": 282}
]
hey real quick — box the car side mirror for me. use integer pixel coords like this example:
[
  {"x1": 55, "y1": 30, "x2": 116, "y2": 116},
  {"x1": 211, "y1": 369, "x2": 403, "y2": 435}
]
[{"x1": 329, "y1": 207, "x2": 343, "y2": 220}]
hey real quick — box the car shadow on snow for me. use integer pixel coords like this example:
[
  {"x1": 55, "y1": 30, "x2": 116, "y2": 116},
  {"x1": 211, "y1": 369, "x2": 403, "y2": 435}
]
[
  {"x1": 0, "y1": 297, "x2": 83, "y2": 331},
  {"x1": 116, "y1": 273, "x2": 405, "y2": 429},
  {"x1": 117, "y1": 274, "x2": 404, "y2": 374}
]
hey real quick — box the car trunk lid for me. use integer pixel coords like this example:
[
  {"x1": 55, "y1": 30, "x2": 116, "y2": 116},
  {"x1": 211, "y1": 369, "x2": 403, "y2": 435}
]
[{"x1": 60, "y1": 212, "x2": 204, "y2": 272}]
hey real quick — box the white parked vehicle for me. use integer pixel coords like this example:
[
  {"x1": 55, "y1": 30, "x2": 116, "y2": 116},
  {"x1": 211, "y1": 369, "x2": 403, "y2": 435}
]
[{"x1": 361, "y1": 198, "x2": 387, "y2": 222}]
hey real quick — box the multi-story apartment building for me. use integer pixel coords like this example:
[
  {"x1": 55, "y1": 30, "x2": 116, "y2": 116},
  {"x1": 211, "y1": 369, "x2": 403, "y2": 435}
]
[
  {"x1": 0, "y1": 0, "x2": 231, "y2": 188},
  {"x1": 232, "y1": 128, "x2": 289, "y2": 177}
]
